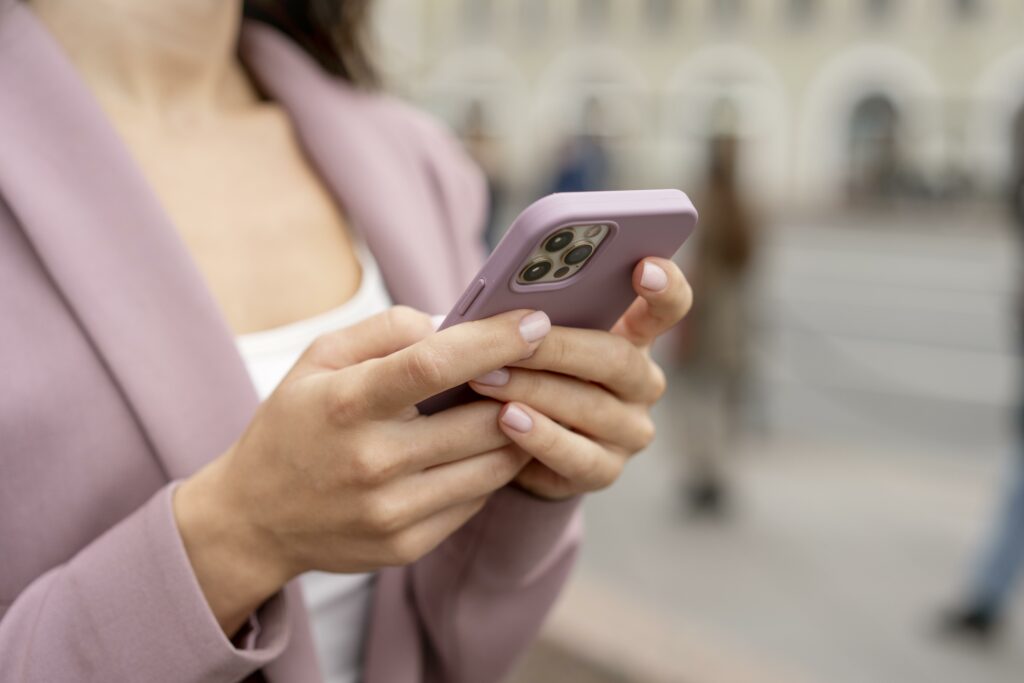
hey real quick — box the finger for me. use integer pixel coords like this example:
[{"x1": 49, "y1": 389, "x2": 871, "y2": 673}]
[
  {"x1": 346, "y1": 309, "x2": 551, "y2": 417},
  {"x1": 611, "y1": 258, "x2": 693, "y2": 348},
  {"x1": 514, "y1": 458, "x2": 578, "y2": 501},
  {"x1": 383, "y1": 447, "x2": 527, "y2": 535},
  {"x1": 382, "y1": 495, "x2": 490, "y2": 566},
  {"x1": 469, "y1": 369, "x2": 655, "y2": 453},
  {"x1": 301, "y1": 306, "x2": 434, "y2": 372},
  {"x1": 388, "y1": 400, "x2": 511, "y2": 472},
  {"x1": 510, "y1": 326, "x2": 664, "y2": 404},
  {"x1": 496, "y1": 402, "x2": 624, "y2": 492}
]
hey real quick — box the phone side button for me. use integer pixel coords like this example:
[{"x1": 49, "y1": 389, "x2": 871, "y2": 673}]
[{"x1": 455, "y1": 278, "x2": 486, "y2": 315}]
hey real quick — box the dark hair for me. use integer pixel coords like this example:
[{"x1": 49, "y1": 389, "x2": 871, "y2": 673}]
[{"x1": 244, "y1": 0, "x2": 377, "y2": 87}]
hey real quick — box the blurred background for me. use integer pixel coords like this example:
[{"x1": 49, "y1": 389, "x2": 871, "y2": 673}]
[{"x1": 371, "y1": 1, "x2": 1024, "y2": 681}]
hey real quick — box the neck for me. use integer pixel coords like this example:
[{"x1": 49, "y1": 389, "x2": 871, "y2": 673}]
[{"x1": 31, "y1": 0, "x2": 257, "y2": 119}]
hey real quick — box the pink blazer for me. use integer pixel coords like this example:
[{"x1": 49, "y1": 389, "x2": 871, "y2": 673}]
[{"x1": 0, "y1": 4, "x2": 582, "y2": 682}]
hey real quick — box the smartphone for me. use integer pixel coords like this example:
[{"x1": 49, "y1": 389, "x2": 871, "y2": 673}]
[{"x1": 417, "y1": 189, "x2": 698, "y2": 415}]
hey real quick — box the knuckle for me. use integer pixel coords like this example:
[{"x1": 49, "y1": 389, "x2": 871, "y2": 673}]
[
  {"x1": 364, "y1": 494, "x2": 407, "y2": 535},
  {"x1": 516, "y1": 369, "x2": 544, "y2": 398},
  {"x1": 676, "y1": 277, "x2": 695, "y2": 318},
  {"x1": 348, "y1": 445, "x2": 391, "y2": 485},
  {"x1": 606, "y1": 337, "x2": 638, "y2": 376},
  {"x1": 647, "y1": 362, "x2": 668, "y2": 403},
  {"x1": 608, "y1": 337, "x2": 640, "y2": 386},
  {"x1": 488, "y1": 449, "x2": 524, "y2": 484},
  {"x1": 535, "y1": 421, "x2": 563, "y2": 456},
  {"x1": 478, "y1": 314, "x2": 529, "y2": 361},
  {"x1": 596, "y1": 458, "x2": 625, "y2": 490},
  {"x1": 324, "y1": 379, "x2": 360, "y2": 425},
  {"x1": 306, "y1": 333, "x2": 335, "y2": 361},
  {"x1": 636, "y1": 415, "x2": 657, "y2": 450},
  {"x1": 583, "y1": 386, "x2": 614, "y2": 425},
  {"x1": 403, "y1": 346, "x2": 449, "y2": 389},
  {"x1": 532, "y1": 330, "x2": 570, "y2": 370},
  {"x1": 385, "y1": 529, "x2": 428, "y2": 565},
  {"x1": 586, "y1": 451, "x2": 610, "y2": 487},
  {"x1": 388, "y1": 305, "x2": 430, "y2": 335}
]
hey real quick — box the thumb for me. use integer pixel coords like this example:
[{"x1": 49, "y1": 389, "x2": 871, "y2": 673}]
[{"x1": 298, "y1": 305, "x2": 435, "y2": 372}]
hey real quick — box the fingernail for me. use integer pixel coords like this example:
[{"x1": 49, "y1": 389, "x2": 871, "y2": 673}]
[
  {"x1": 640, "y1": 262, "x2": 668, "y2": 292},
  {"x1": 473, "y1": 368, "x2": 510, "y2": 386},
  {"x1": 500, "y1": 404, "x2": 533, "y2": 433},
  {"x1": 430, "y1": 314, "x2": 446, "y2": 331},
  {"x1": 519, "y1": 311, "x2": 551, "y2": 344}
]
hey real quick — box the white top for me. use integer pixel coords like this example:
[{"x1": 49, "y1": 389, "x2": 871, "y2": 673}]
[{"x1": 236, "y1": 245, "x2": 392, "y2": 683}]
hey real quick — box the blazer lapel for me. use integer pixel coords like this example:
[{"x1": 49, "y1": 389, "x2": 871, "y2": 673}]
[
  {"x1": 0, "y1": 3, "x2": 257, "y2": 479},
  {"x1": 239, "y1": 23, "x2": 466, "y2": 313}
]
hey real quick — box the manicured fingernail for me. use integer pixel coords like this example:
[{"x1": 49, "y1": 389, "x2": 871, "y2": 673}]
[
  {"x1": 519, "y1": 311, "x2": 551, "y2": 344},
  {"x1": 501, "y1": 404, "x2": 533, "y2": 432},
  {"x1": 473, "y1": 368, "x2": 510, "y2": 386},
  {"x1": 640, "y1": 262, "x2": 668, "y2": 292},
  {"x1": 430, "y1": 314, "x2": 445, "y2": 331}
]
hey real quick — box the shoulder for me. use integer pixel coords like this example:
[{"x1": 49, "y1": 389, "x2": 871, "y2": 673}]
[
  {"x1": 341, "y1": 90, "x2": 490, "y2": 274},
  {"x1": 242, "y1": 21, "x2": 488, "y2": 242},
  {"x1": 360, "y1": 93, "x2": 488, "y2": 225},
  {"x1": 242, "y1": 21, "x2": 489, "y2": 279}
]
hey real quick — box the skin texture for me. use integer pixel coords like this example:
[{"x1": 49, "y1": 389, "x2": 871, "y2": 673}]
[
  {"x1": 32, "y1": 0, "x2": 363, "y2": 334},
  {"x1": 31, "y1": 0, "x2": 693, "y2": 637}
]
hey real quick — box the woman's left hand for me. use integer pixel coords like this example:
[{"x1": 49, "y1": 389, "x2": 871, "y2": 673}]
[{"x1": 468, "y1": 257, "x2": 692, "y2": 500}]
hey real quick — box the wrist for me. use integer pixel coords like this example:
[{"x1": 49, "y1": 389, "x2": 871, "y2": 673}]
[{"x1": 173, "y1": 456, "x2": 293, "y2": 636}]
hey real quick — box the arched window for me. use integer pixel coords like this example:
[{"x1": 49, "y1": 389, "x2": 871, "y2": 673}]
[
  {"x1": 786, "y1": 0, "x2": 818, "y2": 28},
  {"x1": 949, "y1": 0, "x2": 982, "y2": 20},
  {"x1": 644, "y1": 0, "x2": 679, "y2": 34},
  {"x1": 847, "y1": 94, "x2": 901, "y2": 202},
  {"x1": 579, "y1": 0, "x2": 611, "y2": 33},
  {"x1": 864, "y1": 0, "x2": 894, "y2": 24},
  {"x1": 712, "y1": 0, "x2": 745, "y2": 27}
]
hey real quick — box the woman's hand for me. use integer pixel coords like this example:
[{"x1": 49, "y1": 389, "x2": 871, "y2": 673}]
[
  {"x1": 469, "y1": 258, "x2": 692, "y2": 500},
  {"x1": 173, "y1": 306, "x2": 553, "y2": 634}
]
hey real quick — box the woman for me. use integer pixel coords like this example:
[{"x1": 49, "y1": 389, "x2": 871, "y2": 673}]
[
  {"x1": 676, "y1": 132, "x2": 755, "y2": 515},
  {"x1": 0, "y1": 1, "x2": 692, "y2": 682}
]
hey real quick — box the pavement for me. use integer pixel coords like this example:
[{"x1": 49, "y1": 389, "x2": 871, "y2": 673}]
[{"x1": 509, "y1": 208, "x2": 1024, "y2": 683}]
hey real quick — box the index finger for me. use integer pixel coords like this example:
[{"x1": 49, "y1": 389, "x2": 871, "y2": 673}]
[
  {"x1": 345, "y1": 309, "x2": 550, "y2": 416},
  {"x1": 511, "y1": 326, "x2": 663, "y2": 404}
]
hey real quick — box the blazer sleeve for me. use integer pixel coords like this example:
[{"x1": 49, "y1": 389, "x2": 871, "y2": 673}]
[
  {"x1": 0, "y1": 483, "x2": 291, "y2": 683},
  {"x1": 364, "y1": 108, "x2": 584, "y2": 683},
  {"x1": 412, "y1": 488, "x2": 583, "y2": 683}
]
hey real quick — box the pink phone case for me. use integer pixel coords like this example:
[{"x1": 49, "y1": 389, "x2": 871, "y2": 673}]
[{"x1": 417, "y1": 189, "x2": 698, "y2": 414}]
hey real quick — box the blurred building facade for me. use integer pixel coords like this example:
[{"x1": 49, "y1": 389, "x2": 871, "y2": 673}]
[{"x1": 371, "y1": 0, "x2": 1024, "y2": 213}]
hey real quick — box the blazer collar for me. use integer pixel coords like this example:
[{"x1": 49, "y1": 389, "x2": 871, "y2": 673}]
[{"x1": 0, "y1": 3, "x2": 257, "y2": 480}]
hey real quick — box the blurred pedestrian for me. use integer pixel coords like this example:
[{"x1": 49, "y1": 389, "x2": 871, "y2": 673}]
[
  {"x1": 941, "y1": 125, "x2": 1024, "y2": 639},
  {"x1": 459, "y1": 99, "x2": 507, "y2": 249},
  {"x1": 675, "y1": 133, "x2": 758, "y2": 516},
  {"x1": 548, "y1": 96, "x2": 612, "y2": 194}
]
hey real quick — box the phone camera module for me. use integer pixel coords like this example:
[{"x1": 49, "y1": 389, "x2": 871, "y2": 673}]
[
  {"x1": 544, "y1": 231, "x2": 575, "y2": 253},
  {"x1": 521, "y1": 259, "x2": 552, "y2": 282},
  {"x1": 563, "y1": 243, "x2": 594, "y2": 266}
]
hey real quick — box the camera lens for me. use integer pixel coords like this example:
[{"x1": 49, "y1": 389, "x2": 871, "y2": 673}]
[
  {"x1": 553, "y1": 266, "x2": 570, "y2": 278},
  {"x1": 521, "y1": 259, "x2": 552, "y2": 282},
  {"x1": 563, "y1": 243, "x2": 594, "y2": 266},
  {"x1": 544, "y1": 231, "x2": 575, "y2": 252}
]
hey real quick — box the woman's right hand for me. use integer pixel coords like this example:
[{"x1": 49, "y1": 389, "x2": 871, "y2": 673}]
[{"x1": 173, "y1": 306, "x2": 552, "y2": 634}]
